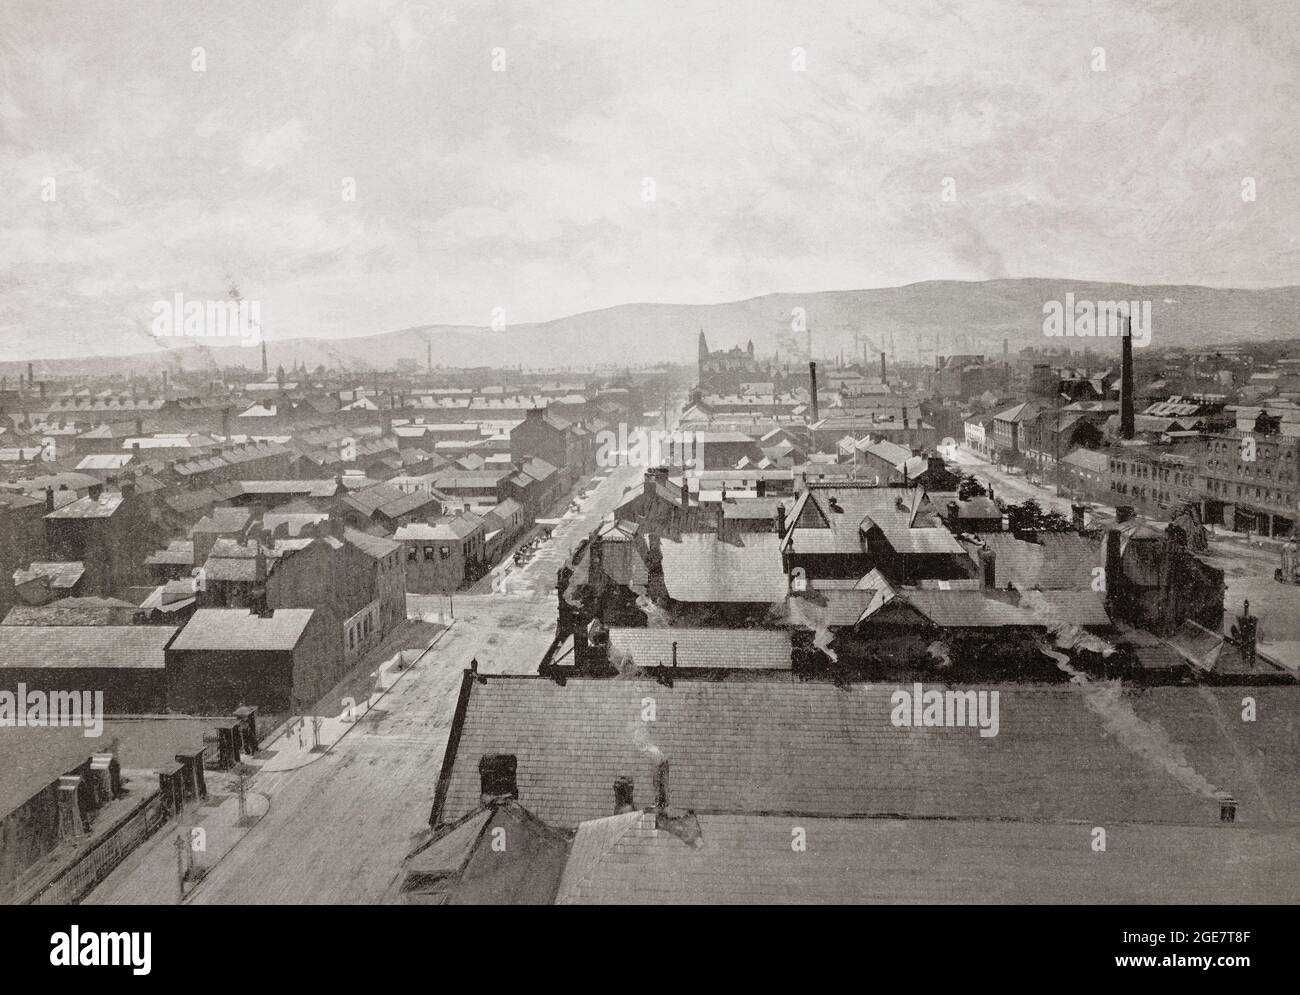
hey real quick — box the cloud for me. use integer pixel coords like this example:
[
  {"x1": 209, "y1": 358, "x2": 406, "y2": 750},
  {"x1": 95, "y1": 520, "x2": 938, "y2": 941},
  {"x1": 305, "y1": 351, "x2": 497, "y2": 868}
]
[
  {"x1": 240, "y1": 118, "x2": 308, "y2": 172},
  {"x1": 1, "y1": 0, "x2": 1298, "y2": 359}
]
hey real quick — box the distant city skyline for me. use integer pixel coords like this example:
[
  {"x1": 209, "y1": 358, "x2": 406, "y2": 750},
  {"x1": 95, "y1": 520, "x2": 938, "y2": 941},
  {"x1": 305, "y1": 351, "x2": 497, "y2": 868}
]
[{"x1": 3, "y1": 0, "x2": 1299, "y2": 361}]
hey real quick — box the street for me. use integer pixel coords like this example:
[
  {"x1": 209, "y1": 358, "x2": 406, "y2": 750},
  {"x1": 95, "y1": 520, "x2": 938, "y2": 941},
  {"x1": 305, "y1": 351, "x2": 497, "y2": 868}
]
[{"x1": 85, "y1": 462, "x2": 645, "y2": 904}]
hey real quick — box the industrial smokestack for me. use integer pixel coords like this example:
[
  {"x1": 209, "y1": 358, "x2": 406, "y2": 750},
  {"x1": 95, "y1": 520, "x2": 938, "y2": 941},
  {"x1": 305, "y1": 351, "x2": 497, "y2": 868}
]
[
  {"x1": 261, "y1": 340, "x2": 268, "y2": 378},
  {"x1": 808, "y1": 361, "x2": 820, "y2": 423},
  {"x1": 27, "y1": 362, "x2": 33, "y2": 385},
  {"x1": 1120, "y1": 314, "x2": 1135, "y2": 440},
  {"x1": 880, "y1": 351, "x2": 887, "y2": 384}
]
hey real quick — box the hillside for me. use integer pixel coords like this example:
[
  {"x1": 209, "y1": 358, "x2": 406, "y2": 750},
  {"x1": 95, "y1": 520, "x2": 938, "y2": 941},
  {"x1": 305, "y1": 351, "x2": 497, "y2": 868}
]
[{"x1": 6, "y1": 279, "x2": 1299, "y2": 378}]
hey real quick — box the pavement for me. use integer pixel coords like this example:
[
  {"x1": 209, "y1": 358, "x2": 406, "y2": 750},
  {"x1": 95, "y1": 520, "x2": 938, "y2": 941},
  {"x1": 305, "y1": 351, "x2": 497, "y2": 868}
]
[{"x1": 82, "y1": 619, "x2": 456, "y2": 904}]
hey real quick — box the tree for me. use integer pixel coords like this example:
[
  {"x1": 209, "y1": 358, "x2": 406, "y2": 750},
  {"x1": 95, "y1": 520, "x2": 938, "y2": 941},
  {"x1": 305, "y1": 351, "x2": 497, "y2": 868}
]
[
  {"x1": 958, "y1": 474, "x2": 988, "y2": 501},
  {"x1": 1006, "y1": 499, "x2": 1074, "y2": 533}
]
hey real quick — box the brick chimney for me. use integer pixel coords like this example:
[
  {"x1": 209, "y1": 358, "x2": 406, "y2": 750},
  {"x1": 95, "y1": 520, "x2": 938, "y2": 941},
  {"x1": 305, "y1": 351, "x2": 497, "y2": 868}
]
[
  {"x1": 644, "y1": 466, "x2": 668, "y2": 497},
  {"x1": 44, "y1": 486, "x2": 54, "y2": 513},
  {"x1": 880, "y1": 351, "x2": 887, "y2": 384},
  {"x1": 1071, "y1": 503, "x2": 1086, "y2": 533},
  {"x1": 614, "y1": 776, "x2": 636, "y2": 814},
  {"x1": 478, "y1": 754, "x2": 518, "y2": 805},
  {"x1": 653, "y1": 758, "x2": 669, "y2": 810},
  {"x1": 57, "y1": 775, "x2": 86, "y2": 841},
  {"x1": 775, "y1": 502, "x2": 787, "y2": 536},
  {"x1": 1120, "y1": 314, "x2": 1135, "y2": 440},
  {"x1": 808, "y1": 362, "x2": 820, "y2": 423}
]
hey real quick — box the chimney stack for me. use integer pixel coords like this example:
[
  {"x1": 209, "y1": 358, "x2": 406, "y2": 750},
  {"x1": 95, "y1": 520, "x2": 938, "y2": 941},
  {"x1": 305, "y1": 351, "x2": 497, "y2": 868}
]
[
  {"x1": 1119, "y1": 314, "x2": 1135, "y2": 440},
  {"x1": 775, "y1": 502, "x2": 787, "y2": 536},
  {"x1": 653, "y1": 759, "x2": 669, "y2": 810},
  {"x1": 261, "y1": 340, "x2": 268, "y2": 378},
  {"x1": 478, "y1": 754, "x2": 519, "y2": 804},
  {"x1": 880, "y1": 351, "x2": 887, "y2": 384},
  {"x1": 979, "y1": 547, "x2": 996, "y2": 588},
  {"x1": 27, "y1": 362, "x2": 33, "y2": 385},
  {"x1": 1071, "y1": 503, "x2": 1086, "y2": 533},
  {"x1": 808, "y1": 361, "x2": 820, "y2": 424},
  {"x1": 614, "y1": 776, "x2": 636, "y2": 814},
  {"x1": 44, "y1": 486, "x2": 54, "y2": 513}
]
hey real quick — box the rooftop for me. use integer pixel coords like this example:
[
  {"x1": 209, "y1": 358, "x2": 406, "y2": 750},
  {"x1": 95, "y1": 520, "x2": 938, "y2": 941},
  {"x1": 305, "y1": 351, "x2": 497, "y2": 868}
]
[
  {"x1": 0, "y1": 624, "x2": 176, "y2": 669},
  {"x1": 167, "y1": 608, "x2": 315, "y2": 652},
  {"x1": 436, "y1": 678, "x2": 1299, "y2": 831}
]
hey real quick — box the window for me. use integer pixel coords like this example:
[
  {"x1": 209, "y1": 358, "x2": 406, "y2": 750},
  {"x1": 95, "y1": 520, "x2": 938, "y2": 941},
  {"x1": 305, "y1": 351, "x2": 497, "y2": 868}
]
[
  {"x1": 440, "y1": 546, "x2": 451, "y2": 560},
  {"x1": 423, "y1": 545, "x2": 435, "y2": 560},
  {"x1": 407, "y1": 546, "x2": 417, "y2": 562}
]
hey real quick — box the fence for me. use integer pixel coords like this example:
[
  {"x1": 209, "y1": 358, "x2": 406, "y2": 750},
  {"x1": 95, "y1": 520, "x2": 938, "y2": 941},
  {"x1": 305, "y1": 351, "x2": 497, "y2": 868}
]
[{"x1": 24, "y1": 790, "x2": 168, "y2": 905}]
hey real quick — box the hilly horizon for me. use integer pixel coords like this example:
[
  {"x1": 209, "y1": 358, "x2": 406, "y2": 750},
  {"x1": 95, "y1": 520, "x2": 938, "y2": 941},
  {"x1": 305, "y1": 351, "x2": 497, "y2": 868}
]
[{"x1": 6, "y1": 278, "x2": 1300, "y2": 380}]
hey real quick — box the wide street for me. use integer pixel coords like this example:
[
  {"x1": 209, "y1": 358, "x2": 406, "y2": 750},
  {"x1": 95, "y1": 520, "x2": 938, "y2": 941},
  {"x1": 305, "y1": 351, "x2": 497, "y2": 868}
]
[{"x1": 85, "y1": 461, "x2": 644, "y2": 904}]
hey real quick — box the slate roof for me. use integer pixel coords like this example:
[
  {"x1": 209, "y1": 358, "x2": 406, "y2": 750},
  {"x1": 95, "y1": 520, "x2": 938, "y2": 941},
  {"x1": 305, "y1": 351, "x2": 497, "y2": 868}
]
[
  {"x1": 979, "y1": 533, "x2": 1101, "y2": 590},
  {"x1": 784, "y1": 486, "x2": 964, "y2": 556},
  {"x1": 555, "y1": 812, "x2": 1300, "y2": 904},
  {"x1": 437, "y1": 679, "x2": 1300, "y2": 832},
  {"x1": 168, "y1": 608, "x2": 315, "y2": 652},
  {"x1": 395, "y1": 516, "x2": 482, "y2": 541},
  {"x1": 1062, "y1": 448, "x2": 1109, "y2": 473},
  {"x1": 658, "y1": 533, "x2": 788, "y2": 603},
  {"x1": 12, "y1": 561, "x2": 85, "y2": 589},
  {"x1": 44, "y1": 492, "x2": 124, "y2": 519},
  {"x1": 399, "y1": 800, "x2": 572, "y2": 905},
  {"x1": 606, "y1": 627, "x2": 792, "y2": 670},
  {"x1": 344, "y1": 526, "x2": 401, "y2": 559},
  {"x1": 520, "y1": 457, "x2": 559, "y2": 482},
  {"x1": 0, "y1": 624, "x2": 176, "y2": 669}
]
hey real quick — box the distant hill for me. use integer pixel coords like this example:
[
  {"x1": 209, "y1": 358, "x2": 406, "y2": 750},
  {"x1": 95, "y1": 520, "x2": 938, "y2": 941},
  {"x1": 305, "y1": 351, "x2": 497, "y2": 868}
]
[{"x1": 7, "y1": 279, "x2": 1300, "y2": 379}]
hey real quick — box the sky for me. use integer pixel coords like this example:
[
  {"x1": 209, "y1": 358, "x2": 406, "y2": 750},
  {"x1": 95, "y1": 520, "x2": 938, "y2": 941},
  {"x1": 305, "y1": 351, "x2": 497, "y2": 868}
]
[{"x1": 1, "y1": 0, "x2": 1298, "y2": 360}]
